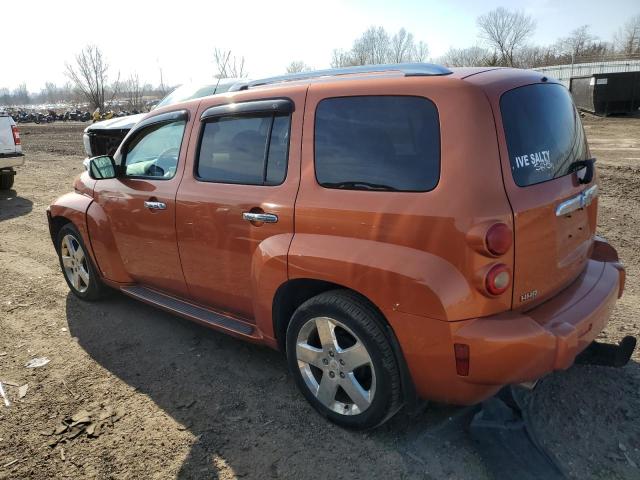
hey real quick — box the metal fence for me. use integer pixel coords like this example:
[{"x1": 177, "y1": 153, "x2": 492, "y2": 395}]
[{"x1": 535, "y1": 59, "x2": 640, "y2": 87}]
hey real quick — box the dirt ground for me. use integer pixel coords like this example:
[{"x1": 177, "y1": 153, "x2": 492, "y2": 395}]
[{"x1": 0, "y1": 116, "x2": 639, "y2": 479}]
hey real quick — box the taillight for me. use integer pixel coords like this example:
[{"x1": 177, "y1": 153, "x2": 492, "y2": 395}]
[
  {"x1": 485, "y1": 263, "x2": 511, "y2": 295},
  {"x1": 11, "y1": 125, "x2": 20, "y2": 146},
  {"x1": 485, "y1": 223, "x2": 512, "y2": 256}
]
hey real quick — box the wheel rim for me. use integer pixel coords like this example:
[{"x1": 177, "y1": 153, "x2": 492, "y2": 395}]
[
  {"x1": 60, "y1": 234, "x2": 90, "y2": 293},
  {"x1": 296, "y1": 316, "x2": 376, "y2": 416}
]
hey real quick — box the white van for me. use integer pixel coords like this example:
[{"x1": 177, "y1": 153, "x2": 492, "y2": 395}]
[{"x1": 0, "y1": 112, "x2": 23, "y2": 190}]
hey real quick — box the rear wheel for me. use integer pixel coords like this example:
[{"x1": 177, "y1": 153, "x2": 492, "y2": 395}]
[
  {"x1": 0, "y1": 170, "x2": 14, "y2": 190},
  {"x1": 56, "y1": 223, "x2": 110, "y2": 301},
  {"x1": 286, "y1": 290, "x2": 402, "y2": 429}
]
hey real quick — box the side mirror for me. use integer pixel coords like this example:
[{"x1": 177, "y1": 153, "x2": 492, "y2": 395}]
[{"x1": 88, "y1": 155, "x2": 117, "y2": 180}]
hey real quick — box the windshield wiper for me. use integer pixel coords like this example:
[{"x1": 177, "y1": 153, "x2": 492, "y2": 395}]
[
  {"x1": 322, "y1": 181, "x2": 399, "y2": 191},
  {"x1": 568, "y1": 158, "x2": 596, "y2": 184}
]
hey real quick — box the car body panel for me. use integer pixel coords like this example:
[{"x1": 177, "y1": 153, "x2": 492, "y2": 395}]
[
  {"x1": 89, "y1": 103, "x2": 199, "y2": 298},
  {"x1": 0, "y1": 114, "x2": 21, "y2": 157},
  {"x1": 465, "y1": 69, "x2": 598, "y2": 310},
  {"x1": 290, "y1": 76, "x2": 513, "y2": 322},
  {"x1": 175, "y1": 85, "x2": 306, "y2": 326},
  {"x1": 47, "y1": 191, "x2": 99, "y2": 268},
  {"x1": 0, "y1": 114, "x2": 23, "y2": 173}
]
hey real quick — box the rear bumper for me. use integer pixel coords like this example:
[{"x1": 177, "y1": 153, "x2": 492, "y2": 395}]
[
  {"x1": 0, "y1": 152, "x2": 24, "y2": 169},
  {"x1": 395, "y1": 238, "x2": 624, "y2": 405}
]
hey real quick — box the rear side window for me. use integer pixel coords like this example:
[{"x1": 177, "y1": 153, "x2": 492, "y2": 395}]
[
  {"x1": 197, "y1": 114, "x2": 290, "y2": 185},
  {"x1": 501, "y1": 83, "x2": 588, "y2": 187},
  {"x1": 315, "y1": 96, "x2": 440, "y2": 192}
]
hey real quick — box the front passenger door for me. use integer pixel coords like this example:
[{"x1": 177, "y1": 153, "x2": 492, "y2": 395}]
[{"x1": 93, "y1": 110, "x2": 191, "y2": 297}]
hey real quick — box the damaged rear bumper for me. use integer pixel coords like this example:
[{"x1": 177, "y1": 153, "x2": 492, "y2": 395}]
[{"x1": 452, "y1": 237, "x2": 624, "y2": 389}]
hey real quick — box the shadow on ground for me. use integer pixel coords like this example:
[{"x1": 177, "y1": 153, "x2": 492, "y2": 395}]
[
  {"x1": 0, "y1": 189, "x2": 33, "y2": 222},
  {"x1": 65, "y1": 289, "x2": 640, "y2": 479},
  {"x1": 65, "y1": 292, "x2": 488, "y2": 479}
]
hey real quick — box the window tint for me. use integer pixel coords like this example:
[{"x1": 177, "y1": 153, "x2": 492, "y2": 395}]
[
  {"x1": 501, "y1": 83, "x2": 588, "y2": 187},
  {"x1": 265, "y1": 115, "x2": 290, "y2": 185},
  {"x1": 124, "y1": 120, "x2": 186, "y2": 179},
  {"x1": 315, "y1": 96, "x2": 440, "y2": 192},
  {"x1": 197, "y1": 114, "x2": 290, "y2": 185}
]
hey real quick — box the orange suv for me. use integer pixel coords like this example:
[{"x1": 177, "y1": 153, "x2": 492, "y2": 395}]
[{"x1": 48, "y1": 64, "x2": 625, "y2": 429}]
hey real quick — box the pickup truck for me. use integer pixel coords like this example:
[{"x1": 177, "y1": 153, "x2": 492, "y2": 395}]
[{"x1": 0, "y1": 112, "x2": 23, "y2": 190}]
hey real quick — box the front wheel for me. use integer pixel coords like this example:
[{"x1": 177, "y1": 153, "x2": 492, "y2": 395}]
[
  {"x1": 56, "y1": 223, "x2": 110, "y2": 301},
  {"x1": 286, "y1": 290, "x2": 402, "y2": 429}
]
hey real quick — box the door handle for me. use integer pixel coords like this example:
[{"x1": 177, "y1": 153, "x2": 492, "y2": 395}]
[
  {"x1": 144, "y1": 201, "x2": 166, "y2": 210},
  {"x1": 242, "y1": 212, "x2": 278, "y2": 223}
]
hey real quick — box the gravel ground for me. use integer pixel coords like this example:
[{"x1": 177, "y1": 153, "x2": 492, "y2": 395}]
[{"x1": 0, "y1": 117, "x2": 638, "y2": 479}]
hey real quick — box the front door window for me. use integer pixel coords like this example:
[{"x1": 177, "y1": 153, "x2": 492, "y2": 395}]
[{"x1": 123, "y1": 120, "x2": 186, "y2": 179}]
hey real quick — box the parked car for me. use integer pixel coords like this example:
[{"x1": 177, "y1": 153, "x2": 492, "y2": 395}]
[
  {"x1": 0, "y1": 112, "x2": 23, "y2": 190},
  {"x1": 48, "y1": 63, "x2": 626, "y2": 429},
  {"x1": 82, "y1": 79, "x2": 242, "y2": 165}
]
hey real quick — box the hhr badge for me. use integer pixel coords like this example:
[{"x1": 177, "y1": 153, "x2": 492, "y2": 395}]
[{"x1": 520, "y1": 290, "x2": 538, "y2": 302}]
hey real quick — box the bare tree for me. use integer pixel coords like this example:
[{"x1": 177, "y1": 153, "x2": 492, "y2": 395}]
[
  {"x1": 414, "y1": 41, "x2": 429, "y2": 62},
  {"x1": 158, "y1": 66, "x2": 168, "y2": 96},
  {"x1": 515, "y1": 45, "x2": 560, "y2": 68},
  {"x1": 440, "y1": 46, "x2": 490, "y2": 67},
  {"x1": 65, "y1": 45, "x2": 119, "y2": 111},
  {"x1": 41, "y1": 82, "x2": 59, "y2": 104},
  {"x1": 331, "y1": 49, "x2": 357, "y2": 68},
  {"x1": 614, "y1": 14, "x2": 640, "y2": 55},
  {"x1": 331, "y1": 26, "x2": 429, "y2": 67},
  {"x1": 12, "y1": 83, "x2": 30, "y2": 105},
  {"x1": 390, "y1": 28, "x2": 413, "y2": 63},
  {"x1": 352, "y1": 26, "x2": 390, "y2": 64},
  {"x1": 477, "y1": 7, "x2": 536, "y2": 66},
  {"x1": 213, "y1": 48, "x2": 248, "y2": 78},
  {"x1": 286, "y1": 61, "x2": 312, "y2": 73},
  {"x1": 390, "y1": 28, "x2": 430, "y2": 63},
  {"x1": 125, "y1": 73, "x2": 146, "y2": 112},
  {"x1": 556, "y1": 25, "x2": 597, "y2": 58}
]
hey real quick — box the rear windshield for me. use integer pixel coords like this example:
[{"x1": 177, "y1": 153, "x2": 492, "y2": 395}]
[{"x1": 501, "y1": 83, "x2": 588, "y2": 187}]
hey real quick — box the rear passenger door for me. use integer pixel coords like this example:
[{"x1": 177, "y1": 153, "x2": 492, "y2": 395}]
[{"x1": 175, "y1": 88, "x2": 305, "y2": 321}]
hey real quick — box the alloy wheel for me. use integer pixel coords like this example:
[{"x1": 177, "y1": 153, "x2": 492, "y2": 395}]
[
  {"x1": 296, "y1": 316, "x2": 376, "y2": 415},
  {"x1": 60, "y1": 234, "x2": 90, "y2": 293}
]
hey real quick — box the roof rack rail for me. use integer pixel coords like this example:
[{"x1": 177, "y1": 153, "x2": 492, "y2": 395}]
[{"x1": 228, "y1": 62, "x2": 452, "y2": 91}]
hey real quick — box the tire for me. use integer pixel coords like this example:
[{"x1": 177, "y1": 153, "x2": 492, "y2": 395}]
[
  {"x1": 286, "y1": 290, "x2": 402, "y2": 429},
  {"x1": 0, "y1": 172, "x2": 14, "y2": 190},
  {"x1": 56, "y1": 223, "x2": 110, "y2": 301}
]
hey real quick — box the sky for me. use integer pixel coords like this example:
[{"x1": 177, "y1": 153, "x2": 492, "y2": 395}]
[{"x1": 2, "y1": 0, "x2": 638, "y2": 92}]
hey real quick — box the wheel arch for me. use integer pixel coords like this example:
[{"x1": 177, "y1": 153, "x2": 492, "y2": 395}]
[
  {"x1": 48, "y1": 192, "x2": 93, "y2": 253},
  {"x1": 48, "y1": 214, "x2": 73, "y2": 251},
  {"x1": 272, "y1": 278, "x2": 418, "y2": 406}
]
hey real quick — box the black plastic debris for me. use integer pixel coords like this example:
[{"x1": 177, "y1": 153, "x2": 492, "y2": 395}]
[
  {"x1": 470, "y1": 389, "x2": 566, "y2": 480},
  {"x1": 575, "y1": 336, "x2": 636, "y2": 368}
]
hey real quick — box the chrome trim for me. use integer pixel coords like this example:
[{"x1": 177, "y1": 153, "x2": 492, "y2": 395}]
[
  {"x1": 555, "y1": 184, "x2": 598, "y2": 216},
  {"x1": 242, "y1": 212, "x2": 278, "y2": 223},
  {"x1": 229, "y1": 63, "x2": 452, "y2": 91},
  {"x1": 144, "y1": 201, "x2": 166, "y2": 210}
]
